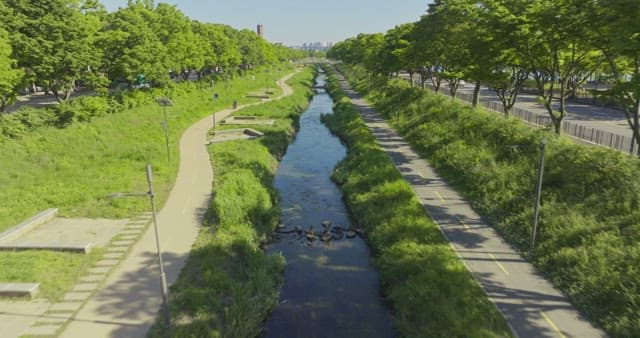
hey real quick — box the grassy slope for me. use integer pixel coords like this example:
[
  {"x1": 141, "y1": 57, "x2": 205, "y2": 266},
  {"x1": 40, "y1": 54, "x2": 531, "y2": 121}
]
[
  {"x1": 0, "y1": 68, "x2": 287, "y2": 231},
  {"x1": 147, "y1": 68, "x2": 314, "y2": 337},
  {"x1": 342, "y1": 64, "x2": 640, "y2": 337},
  {"x1": 0, "y1": 67, "x2": 291, "y2": 301},
  {"x1": 321, "y1": 67, "x2": 512, "y2": 337}
]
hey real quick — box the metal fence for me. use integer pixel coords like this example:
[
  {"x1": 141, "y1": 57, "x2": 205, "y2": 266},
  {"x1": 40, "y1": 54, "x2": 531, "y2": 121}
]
[{"x1": 424, "y1": 85, "x2": 636, "y2": 154}]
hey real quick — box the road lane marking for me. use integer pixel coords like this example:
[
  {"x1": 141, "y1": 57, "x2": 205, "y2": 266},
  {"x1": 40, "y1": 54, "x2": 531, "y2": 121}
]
[
  {"x1": 455, "y1": 216, "x2": 471, "y2": 230},
  {"x1": 488, "y1": 253, "x2": 510, "y2": 275},
  {"x1": 434, "y1": 191, "x2": 445, "y2": 202},
  {"x1": 540, "y1": 311, "x2": 567, "y2": 338}
]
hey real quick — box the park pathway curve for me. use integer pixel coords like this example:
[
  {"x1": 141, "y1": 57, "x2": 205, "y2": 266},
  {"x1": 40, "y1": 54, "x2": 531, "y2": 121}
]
[
  {"x1": 59, "y1": 72, "x2": 298, "y2": 338},
  {"x1": 337, "y1": 75, "x2": 606, "y2": 338}
]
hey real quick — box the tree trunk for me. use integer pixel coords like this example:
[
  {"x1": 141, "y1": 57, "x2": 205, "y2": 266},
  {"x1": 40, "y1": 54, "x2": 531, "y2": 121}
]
[
  {"x1": 503, "y1": 104, "x2": 511, "y2": 117},
  {"x1": 472, "y1": 82, "x2": 481, "y2": 107}
]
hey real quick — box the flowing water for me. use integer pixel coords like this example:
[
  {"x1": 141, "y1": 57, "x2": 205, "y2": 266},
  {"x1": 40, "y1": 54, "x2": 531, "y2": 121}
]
[{"x1": 262, "y1": 75, "x2": 394, "y2": 338}]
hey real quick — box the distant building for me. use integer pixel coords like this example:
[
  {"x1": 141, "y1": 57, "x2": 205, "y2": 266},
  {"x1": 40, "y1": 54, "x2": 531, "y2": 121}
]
[
  {"x1": 257, "y1": 24, "x2": 264, "y2": 38},
  {"x1": 292, "y1": 41, "x2": 333, "y2": 52}
]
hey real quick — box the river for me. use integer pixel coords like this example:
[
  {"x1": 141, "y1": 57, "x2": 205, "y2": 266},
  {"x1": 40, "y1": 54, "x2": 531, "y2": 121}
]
[{"x1": 262, "y1": 73, "x2": 394, "y2": 338}]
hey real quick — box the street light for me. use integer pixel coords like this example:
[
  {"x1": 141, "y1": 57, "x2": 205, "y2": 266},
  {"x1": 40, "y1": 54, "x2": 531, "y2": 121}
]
[
  {"x1": 265, "y1": 68, "x2": 270, "y2": 94},
  {"x1": 155, "y1": 98, "x2": 173, "y2": 164},
  {"x1": 108, "y1": 164, "x2": 171, "y2": 328},
  {"x1": 212, "y1": 93, "x2": 219, "y2": 134}
]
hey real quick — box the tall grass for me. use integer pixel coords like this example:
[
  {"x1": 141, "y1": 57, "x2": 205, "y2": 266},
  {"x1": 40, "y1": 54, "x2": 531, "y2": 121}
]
[
  {"x1": 340, "y1": 64, "x2": 640, "y2": 337},
  {"x1": 321, "y1": 67, "x2": 512, "y2": 337},
  {"x1": 147, "y1": 68, "x2": 314, "y2": 337}
]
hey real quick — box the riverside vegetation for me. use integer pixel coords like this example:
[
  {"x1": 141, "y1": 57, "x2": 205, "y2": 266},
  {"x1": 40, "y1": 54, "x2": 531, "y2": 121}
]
[
  {"x1": 339, "y1": 64, "x2": 640, "y2": 337},
  {"x1": 147, "y1": 68, "x2": 314, "y2": 336},
  {"x1": 321, "y1": 67, "x2": 512, "y2": 337},
  {"x1": 0, "y1": 66, "x2": 292, "y2": 301}
]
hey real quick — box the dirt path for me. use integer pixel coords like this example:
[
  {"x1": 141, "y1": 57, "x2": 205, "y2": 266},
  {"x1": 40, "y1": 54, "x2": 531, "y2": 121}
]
[
  {"x1": 338, "y1": 76, "x2": 606, "y2": 338},
  {"x1": 57, "y1": 72, "x2": 298, "y2": 338}
]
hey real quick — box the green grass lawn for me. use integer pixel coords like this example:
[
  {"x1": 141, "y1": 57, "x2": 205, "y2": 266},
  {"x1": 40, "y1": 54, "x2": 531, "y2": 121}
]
[
  {"x1": 0, "y1": 66, "x2": 293, "y2": 301},
  {"x1": 147, "y1": 67, "x2": 314, "y2": 336}
]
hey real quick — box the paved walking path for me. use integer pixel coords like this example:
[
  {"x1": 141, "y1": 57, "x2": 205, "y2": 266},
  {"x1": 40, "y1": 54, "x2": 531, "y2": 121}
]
[
  {"x1": 56, "y1": 73, "x2": 297, "y2": 338},
  {"x1": 338, "y1": 77, "x2": 607, "y2": 338}
]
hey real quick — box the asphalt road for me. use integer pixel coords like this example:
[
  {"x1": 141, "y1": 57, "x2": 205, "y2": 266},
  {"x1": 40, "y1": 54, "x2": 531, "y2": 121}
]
[{"x1": 400, "y1": 73, "x2": 634, "y2": 152}]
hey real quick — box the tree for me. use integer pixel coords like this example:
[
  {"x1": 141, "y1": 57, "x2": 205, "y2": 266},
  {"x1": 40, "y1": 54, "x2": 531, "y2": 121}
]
[
  {"x1": 524, "y1": 0, "x2": 601, "y2": 134},
  {"x1": 412, "y1": 14, "x2": 446, "y2": 93},
  {"x1": 5, "y1": 0, "x2": 104, "y2": 102},
  {"x1": 153, "y1": 3, "x2": 205, "y2": 80},
  {"x1": 591, "y1": 0, "x2": 640, "y2": 154},
  {"x1": 192, "y1": 23, "x2": 242, "y2": 76},
  {"x1": 481, "y1": 0, "x2": 531, "y2": 116},
  {"x1": 0, "y1": 28, "x2": 24, "y2": 112},
  {"x1": 379, "y1": 24, "x2": 414, "y2": 80},
  {"x1": 100, "y1": 1, "x2": 169, "y2": 86}
]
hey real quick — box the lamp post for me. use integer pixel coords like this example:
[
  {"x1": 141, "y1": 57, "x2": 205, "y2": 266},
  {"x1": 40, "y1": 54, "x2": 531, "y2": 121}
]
[
  {"x1": 212, "y1": 93, "x2": 219, "y2": 134},
  {"x1": 107, "y1": 164, "x2": 171, "y2": 327},
  {"x1": 155, "y1": 98, "x2": 173, "y2": 164},
  {"x1": 265, "y1": 68, "x2": 270, "y2": 94}
]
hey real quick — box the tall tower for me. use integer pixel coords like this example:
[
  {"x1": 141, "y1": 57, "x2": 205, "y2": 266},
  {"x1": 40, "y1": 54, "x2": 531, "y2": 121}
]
[{"x1": 257, "y1": 24, "x2": 264, "y2": 38}]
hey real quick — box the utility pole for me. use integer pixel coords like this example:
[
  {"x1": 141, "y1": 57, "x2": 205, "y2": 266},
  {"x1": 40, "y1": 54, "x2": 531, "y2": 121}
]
[
  {"x1": 531, "y1": 139, "x2": 546, "y2": 252},
  {"x1": 146, "y1": 164, "x2": 171, "y2": 328}
]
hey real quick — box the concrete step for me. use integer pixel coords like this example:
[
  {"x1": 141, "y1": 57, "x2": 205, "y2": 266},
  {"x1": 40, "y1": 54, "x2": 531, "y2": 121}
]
[
  {"x1": 0, "y1": 283, "x2": 39, "y2": 298},
  {"x1": 0, "y1": 242, "x2": 92, "y2": 254},
  {"x1": 0, "y1": 209, "x2": 58, "y2": 242}
]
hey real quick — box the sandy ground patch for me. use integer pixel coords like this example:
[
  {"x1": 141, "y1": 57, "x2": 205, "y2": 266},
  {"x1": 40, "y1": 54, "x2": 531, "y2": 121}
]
[{"x1": 3, "y1": 218, "x2": 128, "y2": 248}]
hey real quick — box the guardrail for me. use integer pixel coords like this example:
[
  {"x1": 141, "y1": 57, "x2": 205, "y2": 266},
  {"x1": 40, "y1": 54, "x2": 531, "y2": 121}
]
[{"x1": 426, "y1": 85, "x2": 636, "y2": 154}]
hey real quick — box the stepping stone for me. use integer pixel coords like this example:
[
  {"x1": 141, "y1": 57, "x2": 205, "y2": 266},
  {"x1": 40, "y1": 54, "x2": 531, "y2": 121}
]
[
  {"x1": 111, "y1": 240, "x2": 133, "y2": 247},
  {"x1": 50, "y1": 302, "x2": 83, "y2": 311},
  {"x1": 127, "y1": 221, "x2": 147, "y2": 225},
  {"x1": 107, "y1": 246, "x2": 128, "y2": 253},
  {"x1": 44, "y1": 312, "x2": 73, "y2": 320},
  {"x1": 95, "y1": 259, "x2": 119, "y2": 267},
  {"x1": 72, "y1": 283, "x2": 98, "y2": 292},
  {"x1": 103, "y1": 252, "x2": 124, "y2": 259},
  {"x1": 118, "y1": 235, "x2": 138, "y2": 240},
  {"x1": 36, "y1": 317, "x2": 67, "y2": 325},
  {"x1": 120, "y1": 230, "x2": 142, "y2": 236},
  {"x1": 88, "y1": 267, "x2": 110, "y2": 274},
  {"x1": 125, "y1": 224, "x2": 146, "y2": 230},
  {"x1": 63, "y1": 292, "x2": 91, "y2": 301},
  {"x1": 80, "y1": 275, "x2": 105, "y2": 283},
  {"x1": 22, "y1": 324, "x2": 60, "y2": 336}
]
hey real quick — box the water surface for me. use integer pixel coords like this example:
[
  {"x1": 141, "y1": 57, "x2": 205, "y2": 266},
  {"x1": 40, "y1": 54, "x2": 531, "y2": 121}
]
[{"x1": 262, "y1": 75, "x2": 394, "y2": 338}]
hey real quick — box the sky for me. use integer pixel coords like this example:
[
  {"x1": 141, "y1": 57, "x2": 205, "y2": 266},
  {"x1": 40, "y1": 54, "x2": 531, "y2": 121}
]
[{"x1": 100, "y1": 0, "x2": 431, "y2": 46}]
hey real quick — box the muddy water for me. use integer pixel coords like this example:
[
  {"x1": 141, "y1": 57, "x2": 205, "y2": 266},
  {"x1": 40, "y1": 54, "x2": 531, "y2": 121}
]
[{"x1": 262, "y1": 75, "x2": 394, "y2": 338}]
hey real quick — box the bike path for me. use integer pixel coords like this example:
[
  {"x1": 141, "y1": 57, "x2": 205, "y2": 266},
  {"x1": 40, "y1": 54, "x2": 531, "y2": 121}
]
[
  {"x1": 338, "y1": 76, "x2": 606, "y2": 338},
  {"x1": 59, "y1": 73, "x2": 297, "y2": 338}
]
